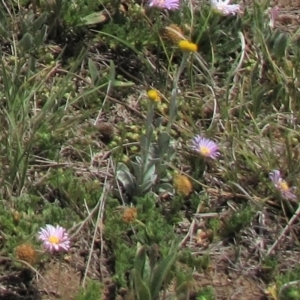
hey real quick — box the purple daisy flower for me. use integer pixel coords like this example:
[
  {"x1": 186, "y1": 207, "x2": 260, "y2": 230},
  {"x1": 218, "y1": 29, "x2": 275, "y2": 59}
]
[
  {"x1": 191, "y1": 136, "x2": 220, "y2": 159},
  {"x1": 148, "y1": 0, "x2": 180, "y2": 10},
  {"x1": 38, "y1": 224, "x2": 70, "y2": 253},
  {"x1": 211, "y1": 0, "x2": 241, "y2": 16},
  {"x1": 269, "y1": 170, "x2": 296, "y2": 201}
]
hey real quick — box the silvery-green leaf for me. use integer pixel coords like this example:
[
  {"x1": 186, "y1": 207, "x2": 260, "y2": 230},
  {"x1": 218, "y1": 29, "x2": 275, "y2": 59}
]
[
  {"x1": 143, "y1": 162, "x2": 156, "y2": 182},
  {"x1": 135, "y1": 155, "x2": 143, "y2": 165},
  {"x1": 145, "y1": 157, "x2": 160, "y2": 168},
  {"x1": 154, "y1": 117, "x2": 164, "y2": 127},
  {"x1": 116, "y1": 163, "x2": 136, "y2": 195},
  {"x1": 168, "y1": 147, "x2": 176, "y2": 158},
  {"x1": 168, "y1": 88, "x2": 178, "y2": 124},
  {"x1": 131, "y1": 160, "x2": 142, "y2": 179},
  {"x1": 138, "y1": 177, "x2": 156, "y2": 194},
  {"x1": 157, "y1": 183, "x2": 174, "y2": 194},
  {"x1": 140, "y1": 134, "x2": 152, "y2": 158},
  {"x1": 157, "y1": 132, "x2": 171, "y2": 153}
]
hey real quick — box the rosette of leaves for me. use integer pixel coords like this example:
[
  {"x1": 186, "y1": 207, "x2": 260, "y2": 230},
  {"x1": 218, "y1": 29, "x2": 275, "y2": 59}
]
[{"x1": 116, "y1": 131, "x2": 175, "y2": 199}]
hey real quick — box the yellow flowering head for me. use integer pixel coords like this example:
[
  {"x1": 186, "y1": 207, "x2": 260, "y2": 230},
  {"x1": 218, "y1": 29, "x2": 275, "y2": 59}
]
[
  {"x1": 48, "y1": 236, "x2": 60, "y2": 244},
  {"x1": 122, "y1": 207, "x2": 138, "y2": 223},
  {"x1": 173, "y1": 174, "x2": 193, "y2": 196},
  {"x1": 147, "y1": 89, "x2": 161, "y2": 103},
  {"x1": 269, "y1": 170, "x2": 296, "y2": 201},
  {"x1": 278, "y1": 180, "x2": 289, "y2": 191},
  {"x1": 15, "y1": 243, "x2": 37, "y2": 264},
  {"x1": 160, "y1": 24, "x2": 184, "y2": 45},
  {"x1": 199, "y1": 145, "x2": 211, "y2": 157},
  {"x1": 178, "y1": 40, "x2": 198, "y2": 52}
]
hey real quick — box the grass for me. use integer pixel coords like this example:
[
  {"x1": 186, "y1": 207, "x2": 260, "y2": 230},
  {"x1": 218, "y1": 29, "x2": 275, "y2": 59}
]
[{"x1": 1, "y1": 0, "x2": 300, "y2": 299}]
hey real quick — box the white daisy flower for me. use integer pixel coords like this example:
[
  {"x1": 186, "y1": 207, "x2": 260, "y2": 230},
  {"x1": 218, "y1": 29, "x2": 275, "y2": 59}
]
[{"x1": 211, "y1": 0, "x2": 241, "y2": 16}]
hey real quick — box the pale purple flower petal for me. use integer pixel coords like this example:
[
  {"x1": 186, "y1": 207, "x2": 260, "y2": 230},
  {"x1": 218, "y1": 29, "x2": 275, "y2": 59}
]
[
  {"x1": 269, "y1": 170, "x2": 296, "y2": 201},
  {"x1": 211, "y1": 0, "x2": 241, "y2": 16},
  {"x1": 38, "y1": 224, "x2": 70, "y2": 253},
  {"x1": 148, "y1": 0, "x2": 180, "y2": 10},
  {"x1": 269, "y1": 6, "x2": 279, "y2": 28},
  {"x1": 191, "y1": 136, "x2": 220, "y2": 159}
]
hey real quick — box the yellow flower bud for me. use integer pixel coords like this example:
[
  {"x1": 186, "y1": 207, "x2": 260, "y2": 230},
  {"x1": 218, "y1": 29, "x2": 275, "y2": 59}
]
[
  {"x1": 147, "y1": 89, "x2": 161, "y2": 103},
  {"x1": 178, "y1": 40, "x2": 198, "y2": 52}
]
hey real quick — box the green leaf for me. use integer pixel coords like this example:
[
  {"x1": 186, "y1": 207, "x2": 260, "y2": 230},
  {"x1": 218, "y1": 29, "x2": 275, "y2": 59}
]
[
  {"x1": 36, "y1": 25, "x2": 48, "y2": 47},
  {"x1": 32, "y1": 13, "x2": 48, "y2": 31},
  {"x1": 140, "y1": 134, "x2": 153, "y2": 159},
  {"x1": 116, "y1": 163, "x2": 136, "y2": 195},
  {"x1": 114, "y1": 80, "x2": 135, "y2": 87},
  {"x1": 157, "y1": 182, "x2": 174, "y2": 194},
  {"x1": 157, "y1": 132, "x2": 171, "y2": 156},
  {"x1": 143, "y1": 161, "x2": 157, "y2": 182},
  {"x1": 80, "y1": 12, "x2": 109, "y2": 26},
  {"x1": 138, "y1": 178, "x2": 156, "y2": 195},
  {"x1": 133, "y1": 269, "x2": 151, "y2": 300},
  {"x1": 88, "y1": 59, "x2": 99, "y2": 85},
  {"x1": 273, "y1": 31, "x2": 288, "y2": 58},
  {"x1": 134, "y1": 245, "x2": 147, "y2": 276},
  {"x1": 135, "y1": 243, "x2": 152, "y2": 280},
  {"x1": 149, "y1": 247, "x2": 177, "y2": 299},
  {"x1": 108, "y1": 60, "x2": 116, "y2": 85},
  {"x1": 131, "y1": 159, "x2": 143, "y2": 179},
  {"x1": 19, "y1": 33, "x2": 34, "y2": 52},
  {"x1": 168, "y1": 88, "x2": 178, "y2": 125}
]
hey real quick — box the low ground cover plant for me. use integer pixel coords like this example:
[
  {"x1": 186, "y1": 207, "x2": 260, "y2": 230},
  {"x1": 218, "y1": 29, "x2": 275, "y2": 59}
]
[{"x1": 0, "y1": 0, "x2": 300, "y2": 299}]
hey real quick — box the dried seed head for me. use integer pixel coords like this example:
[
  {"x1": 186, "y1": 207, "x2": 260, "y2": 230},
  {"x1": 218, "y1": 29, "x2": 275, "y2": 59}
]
[
  {"x1": 160, "y1": 24, "x2": 184, "y2": 45},
  {"x1": 15, "y1": 243, "x2": 37, "y2": 265},
  {"x1": 97, "y1": 122, "x2": 115, "y2": 143},
  {"x1": 122, "y1": 207, "x2": 137, "y2": 223}
]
